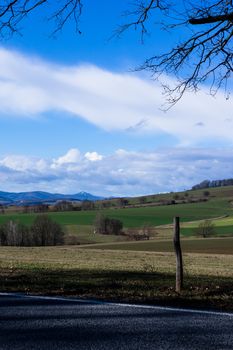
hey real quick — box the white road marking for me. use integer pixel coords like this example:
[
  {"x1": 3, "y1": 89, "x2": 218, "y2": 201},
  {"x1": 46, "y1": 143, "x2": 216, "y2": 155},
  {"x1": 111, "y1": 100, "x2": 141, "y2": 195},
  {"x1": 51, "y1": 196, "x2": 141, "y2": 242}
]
[{"x1": 0, "y1": 292, "x2": 232, "y2": 317}]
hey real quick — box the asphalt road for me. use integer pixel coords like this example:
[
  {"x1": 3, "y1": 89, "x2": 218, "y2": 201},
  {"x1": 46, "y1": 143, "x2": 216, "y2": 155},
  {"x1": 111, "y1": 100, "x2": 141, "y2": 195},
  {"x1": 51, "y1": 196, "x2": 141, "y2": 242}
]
[{"x1": 0, "y1": 293, "x2": 232, "y2": 350}]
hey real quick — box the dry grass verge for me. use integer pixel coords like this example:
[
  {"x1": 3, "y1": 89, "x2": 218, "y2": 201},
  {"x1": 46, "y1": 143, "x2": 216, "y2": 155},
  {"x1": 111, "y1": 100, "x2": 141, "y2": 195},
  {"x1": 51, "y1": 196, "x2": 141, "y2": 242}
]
[{"x1": 0, "y1": 246, "x2": 232, "y2": 311}]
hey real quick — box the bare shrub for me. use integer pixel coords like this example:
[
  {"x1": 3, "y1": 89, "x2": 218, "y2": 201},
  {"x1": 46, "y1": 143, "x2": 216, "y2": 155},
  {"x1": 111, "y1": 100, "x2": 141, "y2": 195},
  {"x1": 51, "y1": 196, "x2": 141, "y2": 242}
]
[
  {"x1": 31, "y1": 215, "x2": 64, "y2": 246},
  {"x1": 0, "y1": 220, "x2": 31, "y2": 246},
  {"x1": 94, "y1": 213, "x2": 123, "y2": 235},
  {"x1": 194, "y1": 220, "x2": 215, "y2": 238}
]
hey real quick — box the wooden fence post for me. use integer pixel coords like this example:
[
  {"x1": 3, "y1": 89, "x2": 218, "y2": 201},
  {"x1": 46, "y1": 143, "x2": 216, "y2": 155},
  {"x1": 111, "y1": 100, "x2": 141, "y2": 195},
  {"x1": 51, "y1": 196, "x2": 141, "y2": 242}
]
[{"x1": 173, "y1": 216, "x2": 183, "y2": 293}]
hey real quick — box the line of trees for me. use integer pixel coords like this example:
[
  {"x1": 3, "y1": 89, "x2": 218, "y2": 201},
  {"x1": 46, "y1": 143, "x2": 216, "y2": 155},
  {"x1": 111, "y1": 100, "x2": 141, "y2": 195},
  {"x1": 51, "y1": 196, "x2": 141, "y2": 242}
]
[
  {"x1": 23, "y1": 199, "x2": 95, "y2": 213},
  {"x1": 0, "y1": 215, "x2": 64, "y2": 246},
  {"x1": 192, "y1": 179, "x2": 233, "y2": 190}
]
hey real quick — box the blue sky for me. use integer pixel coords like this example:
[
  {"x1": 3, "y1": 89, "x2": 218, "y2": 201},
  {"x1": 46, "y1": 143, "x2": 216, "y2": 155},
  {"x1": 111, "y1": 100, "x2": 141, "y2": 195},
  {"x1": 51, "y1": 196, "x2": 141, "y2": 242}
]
[{"x1": 0, "y1": 1, "x2": 232, "y2": 196}]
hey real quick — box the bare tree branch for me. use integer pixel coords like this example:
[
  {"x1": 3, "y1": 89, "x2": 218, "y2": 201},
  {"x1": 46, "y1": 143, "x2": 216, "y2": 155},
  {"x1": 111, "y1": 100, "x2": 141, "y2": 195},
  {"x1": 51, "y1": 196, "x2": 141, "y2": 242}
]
[
  {"x1": 189, "y1": 12, "x2": 233, "y2": 24},
  {"x1": 0, "y1": 0, "x2": 83, "y2": 38},
  {"x1": 118, "y1": 0, "x2": 233, "y2": 105}
]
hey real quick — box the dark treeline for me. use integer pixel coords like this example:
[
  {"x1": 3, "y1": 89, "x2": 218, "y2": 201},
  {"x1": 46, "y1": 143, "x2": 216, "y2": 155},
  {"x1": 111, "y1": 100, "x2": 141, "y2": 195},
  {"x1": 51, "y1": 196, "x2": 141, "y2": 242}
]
[
  {"x1": 0, "y1": 215, "x2": 64, "y2": 246},
  {"x1": 192, "y1": 179, "x2": 233, "y2": 190},
  {"x1": 22, "y1": 200, "x2": 95, "y2": 213}
]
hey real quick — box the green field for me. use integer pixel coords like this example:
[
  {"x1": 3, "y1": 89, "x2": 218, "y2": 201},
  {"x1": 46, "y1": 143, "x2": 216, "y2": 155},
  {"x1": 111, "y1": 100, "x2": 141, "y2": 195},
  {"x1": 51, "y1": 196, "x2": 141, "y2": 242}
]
[
  {"x1": 1, "y1": 196, "x2": 233, "y2": 244},
  {"x1": 156, "y1": 216, "x2": 233, "y2": 238},
  {"x1": 181, "y1": 217, "x2": 233, "y2": 236},
  {"x1": 0, "y1": 198, "x2": 232, "y2": 228}
]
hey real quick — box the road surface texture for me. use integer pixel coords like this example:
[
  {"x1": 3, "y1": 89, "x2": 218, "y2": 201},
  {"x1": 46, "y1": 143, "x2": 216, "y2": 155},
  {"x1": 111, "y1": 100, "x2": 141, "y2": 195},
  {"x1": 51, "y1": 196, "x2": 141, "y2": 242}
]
[{"x1": 0, "y1": 293, "x2": 232, "y2": 350}]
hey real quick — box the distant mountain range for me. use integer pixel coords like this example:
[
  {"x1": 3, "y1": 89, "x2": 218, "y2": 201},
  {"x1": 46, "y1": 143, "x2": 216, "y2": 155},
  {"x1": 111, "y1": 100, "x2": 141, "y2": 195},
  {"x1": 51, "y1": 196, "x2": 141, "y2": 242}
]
[{"x1": 0, "y1": 191, "x2": 104, "y2": 206}]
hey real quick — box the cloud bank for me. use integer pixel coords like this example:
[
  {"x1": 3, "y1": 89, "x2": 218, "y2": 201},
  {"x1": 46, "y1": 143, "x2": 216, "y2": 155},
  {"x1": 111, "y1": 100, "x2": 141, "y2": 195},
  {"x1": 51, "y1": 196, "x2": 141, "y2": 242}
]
[
  {"x1": 1, "y1": 148, "x2": 233, "y2": 196},
  {"x1": 0, "y1": 47, "x2": 232, "y2": 145}
]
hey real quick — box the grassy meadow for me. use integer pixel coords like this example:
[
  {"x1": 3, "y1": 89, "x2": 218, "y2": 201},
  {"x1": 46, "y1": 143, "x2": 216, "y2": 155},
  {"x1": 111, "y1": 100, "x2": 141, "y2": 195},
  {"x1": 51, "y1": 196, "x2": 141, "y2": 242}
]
[
  {"x1": 1, "y1": 196, "x2": 233, "y2": 244},
  {"x1": 0, "y1": 186, "x2": 233, "y2": 310}
]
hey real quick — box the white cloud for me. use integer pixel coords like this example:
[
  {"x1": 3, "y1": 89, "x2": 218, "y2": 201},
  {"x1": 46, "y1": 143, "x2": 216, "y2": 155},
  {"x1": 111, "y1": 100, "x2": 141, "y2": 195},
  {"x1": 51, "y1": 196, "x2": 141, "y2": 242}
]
[
  {"x1": 0, "y1": 47, "x2": 232, "y2": 145},
  {"x1": 1, "y1": 148, "x2": 233, "y2": 196},
  {"x1": 85, "y1": 152, "x2": 103, "y2": 161},
  {"x1": 52, "y1": 148, "x2": 81, "y2": 167},
  {"x1": 0, "y1": 155, "x2": 30, "y2": 171}
]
